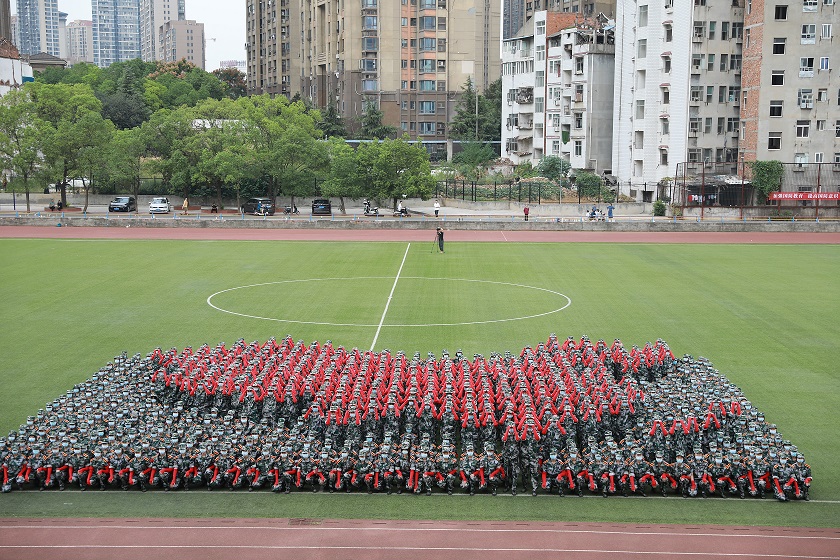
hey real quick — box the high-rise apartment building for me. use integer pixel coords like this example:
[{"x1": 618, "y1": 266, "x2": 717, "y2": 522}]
[
  {"x1": 57, "y1": 10, "x2": 66, "y2": 58},
  {"x1": 613, "y1": 1, "x2": 744, "y2": 200},
  {"x1": 1, "y1": 0, "x2": 12, "y2": 42},
  {"x1": 247, "y1": 0, "x2": 501, "y2": 141},
  {"x1": 65, "y1": 19, "x2": 94, "y2": 64},
  {"x1": 140, "y1": 0, "x2": 185, "y2": 62},
  {"x1": 246, "y1": 0, "x2": 301, "y2": 98},
  {"x1": 741, "y1": 0, "x2": 839, "y2": 167},
  {"x1": 159, "y1": 18, "x2": 203, "y2": 69},
  {"x1": 15, "y1": 0, "x2": 61, "y2": 56},
  {"x1": 92, "y1": 0, "x2": 141, "y2": 68},
  {"x1": 10, "y1": 15, "x2": 18, "y2": 46}
]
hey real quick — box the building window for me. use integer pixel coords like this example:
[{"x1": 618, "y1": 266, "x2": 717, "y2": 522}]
[
  {"x1": 817, "y1": 120, "x2": 826, "y2": 131},
  {"x1": 419, "y1": 80, "x2": 435, "y2": 91},
  {"x1": 437, "y1": 17, "x2": 446, "y2": 30},
  {"x1": 798, "y1": 89, "x2": 814, "y2": 108},
  {"x1": 815, "y1": 152, "x2": 824, "y2": 164},
  {"x1": 800, "y1": 57, "x2": 815, "y2": 77},
  {"x1": 804, "y1": 0, "x2": 817, "y2": 9},
  {"x1": 638, "y1": 5, "x2": 648, "y2": 27},
  {"x1": 820, "y1": 57, "x2": 830, "y2": 70},
  {"x1": 822, "y1": 24, "x2": 833, "y2": 39},
  {"x1": 419, "y1": 16, "x2": 436, "y2": 30},
  {"x1": 419, "y1": 101, "x2": 435, "y2": 114},
  {"x1": 818, "y1": 89, "x2": 828, "y2": 101},
  {"x1": 836, "y1": 120, "x2": 840, "y2": 137},
  {"x1": 774, "y1": 5, "x2": 788, "y2": 19},
  {"x1": 574, "y1": 140, "x2": 582, "y2": 156},
  {"x1": 536, "y1": 19, "x2": 545, "y2": 35},
  {"x1": 664, "y1": 24, "x2": 673, "y2": 42},
  {"x1": 771, "y1": 71, "x2": 784, "y2": 85},
  {"x1": 419, "y1": 122, "x2": 435, "y2": 135},
  {"x1": 796, "y1": 120, "x2": 810, "y2": 138},
  {"x1": 770, "y1": 100, "x2": 783, "y2": 117},
  {"x1": 574, "y1": 113, "x2": 583, "y2": 129},
  {"x1": 635, "y1": 100, "x2": 645, "y2": 120},
  {"x1": 768, "y1": 132, "x2": 782, "y2": 150},
  {"x1": 708, "y1": 21, "x2": 716, "y2": 40},
  {"x1": 773, "y1": 37, "x2": 786, "y2": 54},
  {"x1": 637, "y1": 39, "x2": 647, "y2": 58},
  {"x1": 802, "y1": 24, "x2": 816, "y2": 43}
]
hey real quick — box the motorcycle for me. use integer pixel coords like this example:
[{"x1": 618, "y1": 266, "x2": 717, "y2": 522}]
[
  {"x1": 363, "y1": 200, "x2": 379, "y2": 216},
  {"x1": 284, "y1": 205, "x2": 300, "y2": 215}
]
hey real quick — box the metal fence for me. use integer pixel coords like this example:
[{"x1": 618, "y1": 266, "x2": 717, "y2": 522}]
[{"x1": 674, "y1": 161, "x2": 840, "y2": 218}]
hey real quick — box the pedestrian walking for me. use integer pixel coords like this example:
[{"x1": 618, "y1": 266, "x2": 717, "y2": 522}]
[
  {"x1": 523, "y1": 206, "x2": 530, "y2": 221},
  {"x1": 434, "y1": 200, "x2": 440, "y2": 217},
  {"x1": 182, "y1": 198, "x2": 189, "y2": 215},
  {"x1": 436, "y1": 227, "x2": 445, "y2": 253}
]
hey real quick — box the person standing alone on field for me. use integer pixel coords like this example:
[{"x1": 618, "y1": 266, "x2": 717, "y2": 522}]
[
  {"x1": 523, "y1": 206, "x2": 529, "y2": 221},
  {"x1": 436, "y1": 227, "x2": 445, "y2": 253},
  {"x1": 434, "y1": 200, "x2": 441, "y2": 217}
]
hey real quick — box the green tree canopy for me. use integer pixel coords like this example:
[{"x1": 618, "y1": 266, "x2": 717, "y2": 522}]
[{"x1": 358, "y1": 100, "x2": 397, "y2": 140}]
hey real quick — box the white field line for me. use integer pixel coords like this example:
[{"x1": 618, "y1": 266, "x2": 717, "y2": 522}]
[{"x1": 370, "y1": 243, "x2": 410, "y2": 351}]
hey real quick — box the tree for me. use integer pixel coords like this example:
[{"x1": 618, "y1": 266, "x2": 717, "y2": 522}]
[
  {"x1": 318, "y1": 100, "x2": 347, "y2": 139},
  {"x1": 319, "y1": 137, "x2": 361, "y2": 214},
  {"x1": 358, "y1": 99, "x2": 397, "y2": 140},
  {"x1": 0, "y1": 89, "x2": 50, "y2": 212},
  {"x1": 99, "y1": 90, "x2": 150, "y2": 129},
  {"x1": 479, "y1": 78, "x2": 502, "y2": 142},
  {"x1": 452, "y1": 141, "x2": 496, "y2": 181},
  {"x1": 29, "y1": 82, "x2": 106, "y2": 207},
  {"x1": 537, "y1": 156, "x2": 572, "y2": 184},
  {"x1": 575, "y1": 171, "x2": 604, "y2": 200},
  {"x1": 364, "y1": 136, "x2": 435, "y2": 209},
  {"x1": 449, "y1": 77, "x2": 502, "y2": 142},
  {"x1": 748, "y1": 160, "x2": 784, "y2": 202},
  {"x1": 212, "y1": 67, "x2": 247, "y2": 99},
  {"x1": 449, "y1": 77, "x2": 480, "y2": 140},
  {"x1": 74, "y1": 112, "x2": 115, "y2": 211},
  {"x1": 105, "y1": 127, "x2": 144, "y2": 210},
  {"x1": 245, "y1": 95, "x2": 328, "y2": 205}
]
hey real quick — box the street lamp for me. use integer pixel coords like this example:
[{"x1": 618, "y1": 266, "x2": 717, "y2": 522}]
[{"x1": 701, "y1": 157, "x2": 709, "y2": 220}]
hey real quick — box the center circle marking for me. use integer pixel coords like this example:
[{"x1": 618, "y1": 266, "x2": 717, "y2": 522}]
[{"x1": 207, "y1": 277, "x2": 572, "y2": 327}]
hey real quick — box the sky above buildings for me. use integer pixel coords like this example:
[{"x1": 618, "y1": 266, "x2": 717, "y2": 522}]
[{"x1": 13, "y1": 0, "x2": 246, "y2": 71}]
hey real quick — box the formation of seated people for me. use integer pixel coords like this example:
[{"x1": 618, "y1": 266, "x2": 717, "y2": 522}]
[{"x1": 0, "y1": 335, "x2": 810, "y2": 501}]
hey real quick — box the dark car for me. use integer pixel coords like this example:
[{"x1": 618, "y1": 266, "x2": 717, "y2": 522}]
[
  {"x1": 109, "y1": 196, "x2": 137, "y2": 212},
  {"x1": 312, "y1": 198, "x2": 332, "y2": 215},
  {"x1": 241, "y1": 197, "x2": 275, "y2": 215}
]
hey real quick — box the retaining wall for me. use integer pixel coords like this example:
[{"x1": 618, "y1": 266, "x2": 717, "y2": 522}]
[{"x1": 2, "y1": 215, "x2": 839, "y2": 233}]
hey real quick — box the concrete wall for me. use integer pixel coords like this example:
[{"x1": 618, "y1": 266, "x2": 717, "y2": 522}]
[{"x1": 3, "y1": 215, "x2": 838, "y2": 233}]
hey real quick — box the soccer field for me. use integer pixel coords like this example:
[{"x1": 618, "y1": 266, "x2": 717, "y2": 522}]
[{"x1": 0, "y1": 237, "x2": 838, "y2": 526}]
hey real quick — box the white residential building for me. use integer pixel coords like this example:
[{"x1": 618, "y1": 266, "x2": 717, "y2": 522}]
[
  {"x1": 545, "y1": 17, "x2": 614, "y2": 173},
  {"x1": 65, "y1": 20, "x2": 94, "y2": 65},
  {"x1": 613, "y1": 1, "x2": 744, "y2": 201},
  {"x1": 501, "y1": 10, "x2": 614, "y2": 175}
]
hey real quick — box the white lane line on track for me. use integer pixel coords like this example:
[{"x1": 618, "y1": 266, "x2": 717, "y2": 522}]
[
  {"x1": 2, "y1": 526, "x2": 837, "y2": 540},
  {"x1": 501, "y1": 232, "x2": 508, "y2": 242},
  {"x1": 0, "y1": 546, "x2": 835, "y2": 558},
  {"x1": 370, "y1": 243, "x2": 410, "y2": 351}
]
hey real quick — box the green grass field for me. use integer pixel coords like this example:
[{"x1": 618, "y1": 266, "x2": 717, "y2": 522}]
[{"x1": 1, "y1": 238, "x2": 838, "y2": 527}]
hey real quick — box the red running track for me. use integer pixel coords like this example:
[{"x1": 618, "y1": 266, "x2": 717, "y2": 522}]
[
  {"x1": 0, "y1": 518, "x2": 838, "y2": 560},
  {"x1": 2, "y1": 225, "x2": 840, "y2": 244}
]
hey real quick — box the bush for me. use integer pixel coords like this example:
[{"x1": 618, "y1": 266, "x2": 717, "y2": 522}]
[{"x1": 653, "y1": 199, "x2": 666, "y2": 216}]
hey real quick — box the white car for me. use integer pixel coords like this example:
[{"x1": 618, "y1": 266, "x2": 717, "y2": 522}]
[{"x1": 149, "y1": 197, "x2": 172, "y2": 214}]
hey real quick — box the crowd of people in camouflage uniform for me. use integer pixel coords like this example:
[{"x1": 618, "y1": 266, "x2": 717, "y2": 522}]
[{"x1": 0, "y1": 334, "x2": 811, "y2": 501}]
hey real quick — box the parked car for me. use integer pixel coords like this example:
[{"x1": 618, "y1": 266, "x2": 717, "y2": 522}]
[
  {"x1": 148, "y1": 197, "x2": 171, "y2": 214},
  {"x1": 311, "y1": 198, "x2": 332, "y2": 215},
  {"x1": 241, "y1": 197, "x2": 275, "y2": 215},
  {"x1": 109, "y1": 196, "x2": 137, "y2": 212}
]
